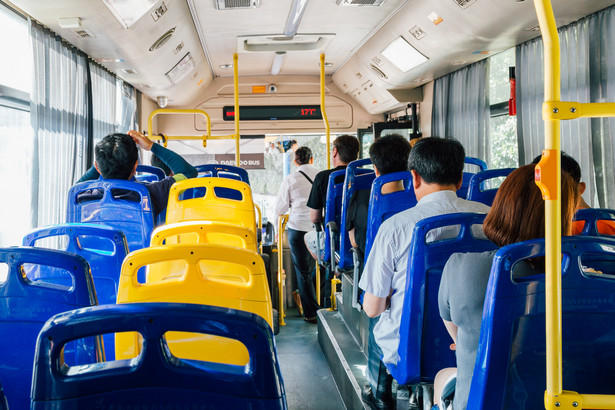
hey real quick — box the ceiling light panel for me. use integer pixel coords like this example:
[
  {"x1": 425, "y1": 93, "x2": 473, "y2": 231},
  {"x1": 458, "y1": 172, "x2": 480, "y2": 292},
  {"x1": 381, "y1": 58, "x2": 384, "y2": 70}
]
[
  {"x1": 102, "y1": 0, "x2": 159, "y2": 29},
  {"x1": 381, "y1": 37, "x2": 428, "y2": 72}
]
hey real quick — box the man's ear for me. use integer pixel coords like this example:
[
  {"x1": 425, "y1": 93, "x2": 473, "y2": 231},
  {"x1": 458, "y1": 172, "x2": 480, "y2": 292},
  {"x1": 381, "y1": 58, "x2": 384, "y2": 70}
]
[
  {"x1": 410, "y1": 169, "x2": 421, "y2": 189},
  {"x1": 94, "y1": 161, "x2": 101, "y2": 175},
  {"x1": 310, "y1": 157, "x2": 314, "y2": 164},
  {"x1": 374, "y1": 165, "x2": 381, "y2": 177},
  {"x1": 455, "y1": 176, "x2": 463, "y2": 191},
  {"x1": 579, "y1": 181, "x2": 586, "y2": 195},
  {"x1": 130, "y1": 160, "x2": 138, "y2": 178}
]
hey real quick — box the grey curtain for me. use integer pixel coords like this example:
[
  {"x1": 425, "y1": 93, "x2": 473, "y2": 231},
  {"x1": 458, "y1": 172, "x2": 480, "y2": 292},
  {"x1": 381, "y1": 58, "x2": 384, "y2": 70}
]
[
  {"x1": 516, "y1": 6, "x2": 615, "y2": 207},
  {"x1": 431, "y1": 60, "x2": 490, "y2": 162},
  {"x1": 30, "y1": 21, "x2": 89, "y2": 228},
  {"x1": 117, "y1": 80, "x2": 137, "y2": 132},
  {"x1": 90, "y1": 63, "x2": 117, "y2": 146}
]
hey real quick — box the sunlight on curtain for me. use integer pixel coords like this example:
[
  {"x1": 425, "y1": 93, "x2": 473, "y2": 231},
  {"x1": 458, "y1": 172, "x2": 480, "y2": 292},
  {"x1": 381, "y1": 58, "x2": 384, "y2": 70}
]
[
  {"x1": 117, "y1": 80, "x2": 137, "y2": 132},
  {"x1": 91, "y1": 64, "x2": 117, "y2": 146},
  {"x1": 30, "y1": 21, "x2": 89, "y2": 229},
  {"x1": 431, "y1": 60, "x2": 489, "y2": 162},
  {"x1": 516, "y1": 6, "x2": 615, "y2": 207}
]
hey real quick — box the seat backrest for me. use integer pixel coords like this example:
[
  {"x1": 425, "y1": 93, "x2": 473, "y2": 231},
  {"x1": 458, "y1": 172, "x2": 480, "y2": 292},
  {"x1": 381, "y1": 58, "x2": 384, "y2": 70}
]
[
  {"x1": 385, "y1": 213, "x2": 496, "y2": 385},
  {"x1": 466, "y1": 168, "x2": 515, "y2": 206},
  {"x1": 338, "y1": 158, "x2": 375, "y2": 270},
  {"x1": 67, "y1": 180, "x2": 155, "y2": 253},
  {"x1": 323, "y1": 169, "x2": 347, "y2": 264},
  {"x1": 166, "y1": 177, "x2": 257, "y2": 234},
  {"x1": 23, "y1": 223, "x2": 128, "y2": 305},
  {"x1": 364, "y1": 171, "x2": 416, "y2": 260},
  {"x1": 467, "y1": 237, "x2": 615, "y2": 410},
  {"x1": 573, "y1": 208, "x2": 615, "y2": 236},
  {"x1": 116, "y1": 243, "x2": 272, "y2": 366},
  {"x1": 135, "y1": 165, "x2": 166, "y2": 182},
  {"x1": 196, "y1": 164, "x2": 250, "y2": 184},
  {"x1": 459, "y1": 157, "x2": 488, "y2": 199},
  {"x1": 31, "y1": 303, "x2": 286, "y2": 410},
  {"x1": 0, "y1": 247, "x2": 99, "y2": 410}
]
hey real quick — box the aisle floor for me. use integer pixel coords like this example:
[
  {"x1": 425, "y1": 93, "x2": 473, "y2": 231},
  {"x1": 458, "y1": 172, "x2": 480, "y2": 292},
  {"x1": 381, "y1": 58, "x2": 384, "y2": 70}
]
[{"x1": 275, "y1": 309, "x2": 346, "y2": 410}]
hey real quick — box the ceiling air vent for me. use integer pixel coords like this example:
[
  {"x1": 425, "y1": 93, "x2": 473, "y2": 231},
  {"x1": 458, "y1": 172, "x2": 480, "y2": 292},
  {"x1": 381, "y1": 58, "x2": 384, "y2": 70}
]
[
  {"x1": 370, "y1": 64, "x2": 388, "y2": 80},
  {"x1": 216, "y1": 0, "x2": 260, "y2": 10},
  {"x1": 451, "y1": 0, "x2": 477, "y2": 9},
  {"x1": 149, "y1": 27, "x2": 175, "y2": 52},
  {"x1": 336, "y1": 0, "x2": 385, "y2": 6},
  {"x1": 72, "y1": 29, "x2": 95, "y2": 38}
]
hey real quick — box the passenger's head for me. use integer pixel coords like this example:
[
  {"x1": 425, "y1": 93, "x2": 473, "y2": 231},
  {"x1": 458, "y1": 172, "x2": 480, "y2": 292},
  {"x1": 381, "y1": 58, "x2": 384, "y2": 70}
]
[
  {"x1": 369, "y1": 134, "x2": 411, "y2": 176},
  {"x1": 294, "y1": 146, "x2": 313, "y2": 166},
  {"x1": 408, "y1": 137, "x2": 465, "y2": 191},
  {"x1": 332, "y1": 135, "x2": 360, "y2": 166},
  {"x1": 151, "y1": 151, "x2": 172, "y2": 176},
  {"x1": 483, "y1": 164, "x2": 579, "y2": 248},
  {"x1": 94, "y1": 133, "x2": 139, "y2": 180}
]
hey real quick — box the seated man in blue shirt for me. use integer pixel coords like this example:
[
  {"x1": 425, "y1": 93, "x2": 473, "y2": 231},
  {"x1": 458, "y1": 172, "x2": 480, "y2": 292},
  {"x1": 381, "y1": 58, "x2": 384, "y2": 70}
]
[
  {"x1": 358, "y1": 137, "x2": 490, "y2": 409},
  {"x1": 77, "y1": 130, "x2": 197, "y2": 222}
]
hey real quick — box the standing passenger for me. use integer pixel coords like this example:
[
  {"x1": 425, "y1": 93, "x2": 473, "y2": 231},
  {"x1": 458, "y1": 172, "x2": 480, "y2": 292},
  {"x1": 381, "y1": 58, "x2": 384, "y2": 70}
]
[
  {"x1": 435, "y1": 165, "x2": 579, "y2": 410},
  {"x1": 77, "y1": 131, "x2": 197, "y2": 221},
  {"x1": 359, "y1": 138, "x2": 490, "y2": 409},
  {"x1": 275, "y1": 147, "x2": 320, "y2": 324}
]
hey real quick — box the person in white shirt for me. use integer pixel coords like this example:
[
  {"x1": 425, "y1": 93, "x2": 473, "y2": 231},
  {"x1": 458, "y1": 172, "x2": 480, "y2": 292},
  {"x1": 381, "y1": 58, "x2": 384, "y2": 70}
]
[
  {"x1": 359, "y1": 137, "x2": 490, "y2": 409},
  {"x1": 275, "y1": 146, "x2": 320, "y2": 323}
]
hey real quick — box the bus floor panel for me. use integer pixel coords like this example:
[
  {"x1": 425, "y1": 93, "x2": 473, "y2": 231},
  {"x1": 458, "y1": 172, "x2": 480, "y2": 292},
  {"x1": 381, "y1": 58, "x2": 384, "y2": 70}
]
[
  {"x1": 275, "y1": 308, "x2": 346, "y2": 410},
  {"x1": 317, "y1": 308, "x2": 370, "y2": 410}
]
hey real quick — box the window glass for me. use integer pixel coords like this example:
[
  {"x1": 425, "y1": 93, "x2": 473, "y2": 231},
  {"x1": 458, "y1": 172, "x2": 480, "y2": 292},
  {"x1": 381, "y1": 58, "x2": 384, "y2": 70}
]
[
  {"x1": 0, "y1": 105, "x2": 33, "y2": 246},
  {"x1": 0, "y1": 6, "x2": 31, "y2": 92},
  {"x1": 489, "y1": 48, "x2": 518, "y2": 168}
]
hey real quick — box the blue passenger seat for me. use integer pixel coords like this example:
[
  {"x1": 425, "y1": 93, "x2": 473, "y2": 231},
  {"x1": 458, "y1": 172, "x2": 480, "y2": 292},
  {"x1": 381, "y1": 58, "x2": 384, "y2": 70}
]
[
  {"x1": 338, "y1": 158, "x2": 375, "y2": 272},
  {"x1": 324, "y1": 169, "x2": 347, "y2": 273},
  {"x1": 134, "y1": 164, "x2": 166, "y2": 182},
  {"x1": 466, "y1": 168, "x2": 515, "y2": 206},
  {"x1": 23, "y1": 223, "x2": 128, "y2": 360},
  {"x1": 0, "y1": 247, "x2": 100, "y2": 410},
  {"x1": 385, "y1": 213, "x2": 496, "y2": 386},
  {"x1": 67, "y1": 180, "x2": 155, "y2": 253},
  {"x1": 468, "y1": 236, "x2": 615, "y2": 409},
  {"x1": 458, "y1": 157, "x2": 488, "y2": 199},
  {"x1": 188, "y1": 164, "x2": 250, "y2": 201},
  {"x1": 573, "y1": 208, "x2": 615, "y2": 236},
  {"x1": 31, "y1": 303, "x2": 287, "y2": 410}
]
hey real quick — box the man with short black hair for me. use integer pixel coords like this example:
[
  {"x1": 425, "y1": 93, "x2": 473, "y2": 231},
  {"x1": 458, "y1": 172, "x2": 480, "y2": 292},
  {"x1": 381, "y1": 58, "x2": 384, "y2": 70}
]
[
  {"x1": 77, "y1": 131, "x2": 197, "y2": 221},
  {"x1": 304, "y1": 135, "x2": 360, "y2": 259},
  {"x1": 275, "y1": 146, "x2": 320, "y2": 323},
  {"x1": 359, "y1": 137, "x2": 490, "y2": 409}
]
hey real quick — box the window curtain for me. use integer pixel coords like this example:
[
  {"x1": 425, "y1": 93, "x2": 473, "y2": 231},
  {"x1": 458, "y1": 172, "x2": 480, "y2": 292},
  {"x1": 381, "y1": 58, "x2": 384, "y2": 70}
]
[
  {"x1": 90, "y1": 63, "x2": 117, "y2": 147},
  {"x1": 431, "y1": 60, "x2": 490, "y2": 162},
  {"x1": 30, "y1": 21, "x2": 89, "y2": 229},
  {"x1": 117, "y1": 80, "x2": 137, "y2": 132},
  {"x1": 516, "y1": 6, "x2": 615, "y2": 207}
]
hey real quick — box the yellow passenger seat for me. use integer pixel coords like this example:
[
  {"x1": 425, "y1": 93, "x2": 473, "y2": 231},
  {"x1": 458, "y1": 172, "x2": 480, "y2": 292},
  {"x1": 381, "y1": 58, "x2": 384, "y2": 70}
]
[
  {"x1": 115, "y1": 243, "x2": 272, "y2": 366},
  {"x1": 166, "y1": 177, "x2": 257, "y2": 235}
]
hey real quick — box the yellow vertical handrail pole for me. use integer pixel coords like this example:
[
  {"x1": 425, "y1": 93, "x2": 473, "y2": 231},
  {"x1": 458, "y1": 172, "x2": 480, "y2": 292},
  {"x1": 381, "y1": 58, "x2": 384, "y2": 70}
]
[
  {"x1": 320, "y1": 54, "x2": 331, "y2": 169},
  {"x1": 233, "y1": 53, "x2": 240, "y2": 167},
  {"x1": 277, "y1": 215, "x2": 289, "y2": 327},
  {"x1": 533, "y1": 0, "x2": 563, "y2": 408},
  {"x1": 255, "y1": 204, "x2": 263, "y2": 254},
  {"x1": 315, "y1": 259, "x2": 321, "y2": 305}
]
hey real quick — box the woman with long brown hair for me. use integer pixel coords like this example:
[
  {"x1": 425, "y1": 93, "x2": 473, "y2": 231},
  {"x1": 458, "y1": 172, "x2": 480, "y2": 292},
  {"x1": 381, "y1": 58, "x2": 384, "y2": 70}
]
[{"x1": 434, "y1": 164, "x2": 579, "y2": 410}]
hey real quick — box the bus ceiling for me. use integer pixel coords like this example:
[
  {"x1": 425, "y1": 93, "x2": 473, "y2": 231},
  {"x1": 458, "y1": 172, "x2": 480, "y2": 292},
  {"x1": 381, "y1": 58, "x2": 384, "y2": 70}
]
[{"x1": 5, "y1": 0, "x2": 613, "y2": 114}]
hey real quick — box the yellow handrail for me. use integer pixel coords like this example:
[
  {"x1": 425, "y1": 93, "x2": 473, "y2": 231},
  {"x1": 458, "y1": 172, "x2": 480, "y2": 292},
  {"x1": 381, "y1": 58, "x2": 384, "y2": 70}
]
[
  {"x1": 147, "y1": 109, "x2": 212, "y2": 148},
  {"x1": 315, "y1": 257, "x2": 321, "y2": 305},
  {"x1": 320, "y1": 54, "x2": 331, "y2": 170},
  {"x1": 533, "y1": 1, "x2": 615, "y2": 409},
  {"x1": 329, "y1": 277, "x2": 341, "y2": 311},
  {"x1": 255, "y1": 203, "x2": 262, "y2": 254},
  {"x1": 233, "y1": 53, "x2": 240, "y2": 167},
  {"x1": 277, "y1": 215, "x2": 289, "y2": 327}
]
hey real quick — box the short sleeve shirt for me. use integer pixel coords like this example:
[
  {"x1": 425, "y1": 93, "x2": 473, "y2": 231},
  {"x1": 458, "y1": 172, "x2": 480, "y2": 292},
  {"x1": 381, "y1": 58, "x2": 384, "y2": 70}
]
[
  {"x1": 306, "y1": 165, "x2": 347, "y2": 210},
  {"x1": 358, "y1": 190, "x2": 491, "y2": 364}
]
